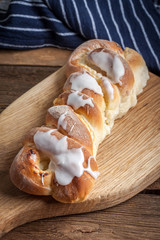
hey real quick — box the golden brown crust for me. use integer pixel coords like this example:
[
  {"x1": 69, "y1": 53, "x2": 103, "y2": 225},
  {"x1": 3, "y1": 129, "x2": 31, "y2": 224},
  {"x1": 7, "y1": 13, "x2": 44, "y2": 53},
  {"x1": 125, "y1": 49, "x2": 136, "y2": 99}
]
[
  {"x1": 124, "y1": 47, "x2": 145, "y2": 70},
  {"x1": 11, "y1": 127, "x2": 98, "y2": 203},
  {"x1": 10, "y1": 146, "x2": 52, "y2": 196},
  {"x1": 45, "y1": 105, "x2": 93, "y2": 154},
  {"x1": 124, "y1": 47, "x2": 149, "y2": 95},
  {"x1": 51, "y1": 155, "x2": 97, "y2": 203},
  {"x1": 54, "y1": 90, "x2": 104, "y2": 133}
]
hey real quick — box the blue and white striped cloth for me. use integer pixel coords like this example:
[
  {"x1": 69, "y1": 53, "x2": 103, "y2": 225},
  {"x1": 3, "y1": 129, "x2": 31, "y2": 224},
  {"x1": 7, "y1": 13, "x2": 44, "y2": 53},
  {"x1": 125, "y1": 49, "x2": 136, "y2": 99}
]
[{"x1": 0, "y1": 0, "x2": 159, "y2": 75}]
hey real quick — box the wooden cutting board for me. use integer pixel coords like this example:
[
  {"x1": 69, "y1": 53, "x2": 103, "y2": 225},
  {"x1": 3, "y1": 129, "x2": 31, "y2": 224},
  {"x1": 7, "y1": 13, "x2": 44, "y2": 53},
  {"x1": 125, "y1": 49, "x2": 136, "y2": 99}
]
[{"x1": 0, "y1": 66, "x2": 159, "y2": 237}]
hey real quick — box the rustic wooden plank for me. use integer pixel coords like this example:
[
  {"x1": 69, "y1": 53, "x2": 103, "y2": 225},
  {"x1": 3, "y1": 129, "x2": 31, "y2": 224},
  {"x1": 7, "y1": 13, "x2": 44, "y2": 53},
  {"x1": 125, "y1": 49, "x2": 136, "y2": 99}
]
[
  {"x1": 0, "y1": 65, "x2": 60, "y2": 113},
  {"x1": 0, "y1": 48, "x2": 72, "y2": 66},
  {"x1": 1, "y1": 194, "x2": 160, "y2": 240}
]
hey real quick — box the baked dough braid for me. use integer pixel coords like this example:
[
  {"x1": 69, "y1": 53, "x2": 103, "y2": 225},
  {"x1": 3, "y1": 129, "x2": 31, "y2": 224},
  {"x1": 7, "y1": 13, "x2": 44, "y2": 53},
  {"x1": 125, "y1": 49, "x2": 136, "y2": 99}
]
[{"x1": 10, "y1": 40, "x2": 149, "y2": 203}]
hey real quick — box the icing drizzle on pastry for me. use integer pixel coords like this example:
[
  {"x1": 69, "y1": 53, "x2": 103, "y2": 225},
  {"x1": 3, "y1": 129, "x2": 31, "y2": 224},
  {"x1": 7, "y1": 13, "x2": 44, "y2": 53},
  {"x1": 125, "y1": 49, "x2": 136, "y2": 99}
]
[
  {"x1": 101, "y1": 76, "x2": 114, "y2": 101},
  {"x1": 89, "y1": 50, "x2": 124, "y2": 85},
  {"x1": 67, "y1": 91, "x2": 94, "y2": 110},
  {"x1": 30, "y1": 153, "x2": 37, "y2": 161},
  {"x1": 34, "y1": 129, "x2": 99, "y2": 186},
  {"x1": 57, "y1": 112, "x2": 68, "y2": 130},
  {"x1": 68, "y1": 72, "x2": 103, "y2": 95}
]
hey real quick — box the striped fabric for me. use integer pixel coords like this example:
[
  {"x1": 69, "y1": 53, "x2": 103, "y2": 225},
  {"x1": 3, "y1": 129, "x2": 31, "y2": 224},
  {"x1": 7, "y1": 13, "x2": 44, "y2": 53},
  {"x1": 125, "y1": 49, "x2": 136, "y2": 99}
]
[
  {"x1": 154, "y1": 0, "x2": 160, "y2": 14},
  {"x1": 0, "y1": 0, "x2": 159, "y2": 75}
]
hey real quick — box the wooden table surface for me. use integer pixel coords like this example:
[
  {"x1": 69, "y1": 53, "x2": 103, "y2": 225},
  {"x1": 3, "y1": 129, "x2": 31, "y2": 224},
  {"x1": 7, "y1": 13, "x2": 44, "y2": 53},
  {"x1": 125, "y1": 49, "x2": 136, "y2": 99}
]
[{"x1": 0, "y1": 48, "x2": 160, "y2": 240}]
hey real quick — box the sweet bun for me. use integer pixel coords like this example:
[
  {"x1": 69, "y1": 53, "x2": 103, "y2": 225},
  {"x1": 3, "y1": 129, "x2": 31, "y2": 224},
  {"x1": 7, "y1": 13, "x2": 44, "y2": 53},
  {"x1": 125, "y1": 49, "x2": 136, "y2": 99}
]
[
  {"x1": 10, "y1": 127, "x2": 99, "y2": 203},
  {"x1": 10, "y1": 39, "x2": 149, "y2": 203}
]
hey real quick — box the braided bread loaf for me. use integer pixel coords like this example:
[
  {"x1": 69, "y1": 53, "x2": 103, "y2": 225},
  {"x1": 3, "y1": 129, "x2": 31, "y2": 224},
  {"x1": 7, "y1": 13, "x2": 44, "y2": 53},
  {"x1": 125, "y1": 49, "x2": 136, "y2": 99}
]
[{"x1": 10, "y1": 40, "x2": 149, "y2": 203}]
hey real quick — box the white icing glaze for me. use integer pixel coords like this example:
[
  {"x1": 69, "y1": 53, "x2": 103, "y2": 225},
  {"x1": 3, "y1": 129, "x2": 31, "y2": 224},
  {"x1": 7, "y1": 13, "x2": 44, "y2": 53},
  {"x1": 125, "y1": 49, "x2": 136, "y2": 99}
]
[
  {"x1": 90, "y1": 50, "x2": 124, "y2": 85},
  {"x1": 57, "y1": 112, "x2": 68, "y2": 130},
  {"x1": 84, "y1": 156, "x2": 100, "y2": 179},
  {"x1": 30, "y1": 154, "x2": 37, "y2": 161},
  {"x1": 67, "y1": 91, "x2": 94, "y2": 110},
  {"x1": 69, "y1": 72, "x2": 103, "y2": 95},
  {"x1": 90, "y1": 50, "x2": 113, "y2": 75},
  {"x1": 113, "y1": 55, "x2": 124, "y2": 85},
  {"x1": 34, "y1": 130, "x2": 99, "y2": 186},
  {"x1": 68, "y1": 123, "x2": 76, "y2": 135},
  {"x1": 102, "y1": 76, "x2": 114, "y2": 101},
  {"x1": 48, "y1": 107, "x2": 68, "y2": 131}
]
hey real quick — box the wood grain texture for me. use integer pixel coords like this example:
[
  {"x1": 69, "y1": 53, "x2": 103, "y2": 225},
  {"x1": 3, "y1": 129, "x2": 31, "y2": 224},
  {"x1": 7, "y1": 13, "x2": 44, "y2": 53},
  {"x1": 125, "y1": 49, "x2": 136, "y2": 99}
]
[
  {"x1": 0, "y1": 65, "x2": 59, "y2": 113},
  {"x1": 2, "y1": 194, "x2": 160, "y2": 240},
  {"x1": 0, "y1": 66, "x2": 160, "y2": 237},
  {"x1": 0, "y1": 48, "x2": 72, "y2": 66},
  {"x1": 147, "y1": 178, "x2": 160, "y2": 190}
]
